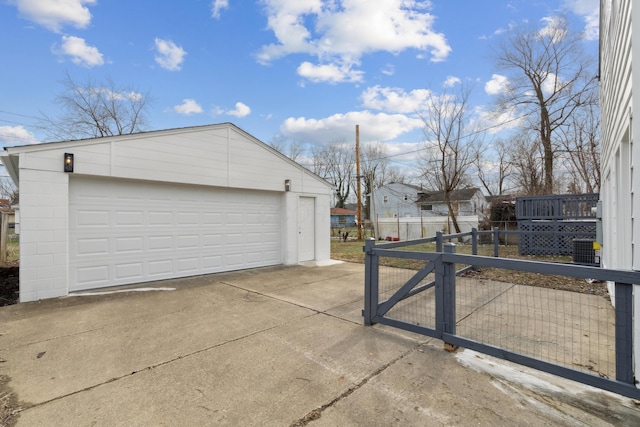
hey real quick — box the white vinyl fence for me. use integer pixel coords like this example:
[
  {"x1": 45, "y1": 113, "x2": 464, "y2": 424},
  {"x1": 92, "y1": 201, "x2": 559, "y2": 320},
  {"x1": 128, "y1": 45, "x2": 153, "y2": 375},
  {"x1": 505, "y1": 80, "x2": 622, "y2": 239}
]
[{"x1": 375, "y1": 215, "x2": 479, "y2": 241}]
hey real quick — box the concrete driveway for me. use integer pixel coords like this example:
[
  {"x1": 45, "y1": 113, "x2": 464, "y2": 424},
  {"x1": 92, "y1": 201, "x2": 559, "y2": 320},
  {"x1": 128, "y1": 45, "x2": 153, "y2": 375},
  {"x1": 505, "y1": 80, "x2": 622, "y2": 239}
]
[{"x1": 0, "y1": 262, "x2": 638, "y2": 426}]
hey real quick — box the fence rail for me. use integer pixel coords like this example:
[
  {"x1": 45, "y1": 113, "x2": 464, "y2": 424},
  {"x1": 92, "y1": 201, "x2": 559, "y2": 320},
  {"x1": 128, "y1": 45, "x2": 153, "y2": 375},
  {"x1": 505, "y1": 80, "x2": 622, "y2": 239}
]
[
  {"x1": 363, "y1": 228, "x2": 640, "y2": 400},
  {"x1": 516, "y1": 193, "x2": 599, "y2": 220}
]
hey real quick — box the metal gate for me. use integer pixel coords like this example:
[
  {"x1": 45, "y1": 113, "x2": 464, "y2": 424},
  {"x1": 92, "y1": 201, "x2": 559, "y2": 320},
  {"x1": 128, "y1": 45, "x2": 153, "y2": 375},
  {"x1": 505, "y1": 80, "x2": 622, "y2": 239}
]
[{"x1": 363, "y1": 237, "x2": 640, "y2": 400}]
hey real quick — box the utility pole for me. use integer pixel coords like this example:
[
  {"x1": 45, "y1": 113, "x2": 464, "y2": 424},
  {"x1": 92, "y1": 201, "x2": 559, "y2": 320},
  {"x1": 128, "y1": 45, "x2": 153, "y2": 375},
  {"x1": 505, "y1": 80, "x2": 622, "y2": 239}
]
[{"x1": 356, "y1": 124, "x2": 363, "y2": 240}]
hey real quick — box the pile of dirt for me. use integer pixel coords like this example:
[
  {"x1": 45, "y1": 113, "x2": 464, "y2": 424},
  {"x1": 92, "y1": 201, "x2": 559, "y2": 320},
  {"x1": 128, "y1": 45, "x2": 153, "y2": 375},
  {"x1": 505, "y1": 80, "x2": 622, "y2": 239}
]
[{"x1": 0, "y1": 266, "x2": 19, "y2": 307}]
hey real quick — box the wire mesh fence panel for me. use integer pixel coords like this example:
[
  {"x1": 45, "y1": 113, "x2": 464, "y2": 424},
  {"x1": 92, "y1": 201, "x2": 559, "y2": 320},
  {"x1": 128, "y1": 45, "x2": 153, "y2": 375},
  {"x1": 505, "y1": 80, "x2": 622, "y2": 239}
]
[
  {"x1": 378, "y1": 260, "x2": 437, "y2": 329},
  {"x1": 454, "y1": 275, "x2": 615, "y2": 379}
]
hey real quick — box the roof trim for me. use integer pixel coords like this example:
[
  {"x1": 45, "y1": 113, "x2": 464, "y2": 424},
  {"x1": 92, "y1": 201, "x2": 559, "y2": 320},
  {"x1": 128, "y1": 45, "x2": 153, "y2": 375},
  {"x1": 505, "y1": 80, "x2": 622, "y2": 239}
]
[{"x1": 2, "y1": 122, "x2": 333, "y2": 190}]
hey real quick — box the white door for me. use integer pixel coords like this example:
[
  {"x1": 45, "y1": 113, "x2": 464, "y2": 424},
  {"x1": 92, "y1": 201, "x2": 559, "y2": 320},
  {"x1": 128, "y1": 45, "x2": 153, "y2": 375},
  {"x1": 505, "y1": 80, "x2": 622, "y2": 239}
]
[
  {"x1": 298, "y1": 197, "x2": 315, "y2": 262},
  {"x1": 69, "y1": 177, "x2": 282, "y2": 291}
]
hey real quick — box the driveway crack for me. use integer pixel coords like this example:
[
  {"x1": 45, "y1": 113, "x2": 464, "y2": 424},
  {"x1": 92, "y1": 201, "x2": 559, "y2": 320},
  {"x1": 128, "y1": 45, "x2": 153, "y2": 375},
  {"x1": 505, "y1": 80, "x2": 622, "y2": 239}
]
[{"x1": 289, "y1": 343, "x2": 421, "y2": 427}]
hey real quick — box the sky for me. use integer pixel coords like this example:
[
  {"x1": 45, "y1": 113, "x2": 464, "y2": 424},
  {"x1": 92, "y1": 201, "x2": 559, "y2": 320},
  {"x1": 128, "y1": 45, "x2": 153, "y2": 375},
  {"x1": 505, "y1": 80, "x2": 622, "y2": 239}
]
[{"x1": 0, "y1": 0, "x2": 599, "y2": 181}]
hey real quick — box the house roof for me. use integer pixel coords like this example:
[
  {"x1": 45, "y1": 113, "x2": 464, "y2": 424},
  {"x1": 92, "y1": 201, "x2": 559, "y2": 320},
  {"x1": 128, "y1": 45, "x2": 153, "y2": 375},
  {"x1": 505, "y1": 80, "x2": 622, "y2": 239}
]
[
  {"x1": 1, "y1": 123, "x2": 332, "y2": 190},
  {"x1": 387, "y1": 182, "x2": 425, "y2": 192},
  {"x1": 417, "y1": 188, "x2": 484, "y2": 204},
  {"x1": 485, "y1": 195, "x2": 515, "y2": 204},
  {"x1": 330, "y1": 207, "x2": 357, "y2": 216}
]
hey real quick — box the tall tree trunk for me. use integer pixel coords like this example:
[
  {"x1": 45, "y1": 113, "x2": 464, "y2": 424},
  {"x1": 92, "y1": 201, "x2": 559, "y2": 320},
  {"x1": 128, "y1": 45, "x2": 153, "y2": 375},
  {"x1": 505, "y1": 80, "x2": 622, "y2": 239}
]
[{"x1": 445, "y1": 192, "x2": 462, "y2": 234}]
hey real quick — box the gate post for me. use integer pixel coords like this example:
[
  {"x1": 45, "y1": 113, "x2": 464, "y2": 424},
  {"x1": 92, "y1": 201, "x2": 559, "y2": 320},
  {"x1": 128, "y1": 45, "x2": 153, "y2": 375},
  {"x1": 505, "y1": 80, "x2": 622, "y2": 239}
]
[
  {"x1": 363, "y1": 238, "x2": 378, "y2": 326},
  {"x1": 436, "y1": 231, "x2": 443, "y2": 252},
  {"x1": 471, "y1": 228, "x2": 478, "y2": 271},
  {"x1": 493, "y1": 227, "x2": 500, "y2": 257},
  {"x1": 436, "y1": 243, "x2": 457, "y2": 350},
  {"x1": 615, "y1": 282, "x2": 635, "y2": 384}
]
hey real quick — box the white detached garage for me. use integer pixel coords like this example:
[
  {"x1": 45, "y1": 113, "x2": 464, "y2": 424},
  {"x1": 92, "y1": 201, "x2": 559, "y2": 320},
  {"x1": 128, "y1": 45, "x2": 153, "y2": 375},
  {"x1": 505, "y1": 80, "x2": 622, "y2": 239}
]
[{"x1": 1, "y1": 123, "x2": 333, "y2": 302}]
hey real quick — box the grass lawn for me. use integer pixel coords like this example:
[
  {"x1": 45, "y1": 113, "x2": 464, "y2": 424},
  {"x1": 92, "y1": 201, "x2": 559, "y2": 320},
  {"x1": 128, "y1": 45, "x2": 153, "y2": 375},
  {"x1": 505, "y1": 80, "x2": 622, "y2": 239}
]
[
  {"x1": 5, "y1": 235, "x2": 19, "y2": 264},
  {"x1": 330, "y1": 239, "x2": 608, "y2": 297}
]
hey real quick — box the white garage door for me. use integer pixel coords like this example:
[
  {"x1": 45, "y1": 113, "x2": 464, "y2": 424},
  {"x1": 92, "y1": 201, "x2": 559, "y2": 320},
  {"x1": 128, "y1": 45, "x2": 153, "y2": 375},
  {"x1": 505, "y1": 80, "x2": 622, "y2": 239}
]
[{"x1": 69, "y1": 177, "x2": 282, "y2": 291}]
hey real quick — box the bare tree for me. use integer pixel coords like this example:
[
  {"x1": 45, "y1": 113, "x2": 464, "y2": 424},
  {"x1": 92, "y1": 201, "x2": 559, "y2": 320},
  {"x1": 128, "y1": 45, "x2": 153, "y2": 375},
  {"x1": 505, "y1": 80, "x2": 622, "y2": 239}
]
[
  {"x1": 0, "y1": 177, "x2": 18, "y2": 204},
  {"x1": 506, "y1": 132, "x2": 546, "y2": 196},
  {"x1": 39, "y1": 72, "x2": 152, "y2": 141},
  {"x1": 558, "y1": 88, "x2": 600, "y2": 193},
  {"x1": 310, "y1": 141, "x2": 355, "y2": 208},
  {"x1": 475, "y1": 138, "x2": 512, "y2": 196},
  {"x1": 493, "y1": 18, "x2": 597, "y2": 194},
  {"x1": 268, "y1": 135, "x2": 305, "y2": 162},
  {"x1": 419, "y1": 84, "x2": 480, "y2": 233},
  {"x1": 359, "y1": 142, "x2": 399, "y2": 220}
]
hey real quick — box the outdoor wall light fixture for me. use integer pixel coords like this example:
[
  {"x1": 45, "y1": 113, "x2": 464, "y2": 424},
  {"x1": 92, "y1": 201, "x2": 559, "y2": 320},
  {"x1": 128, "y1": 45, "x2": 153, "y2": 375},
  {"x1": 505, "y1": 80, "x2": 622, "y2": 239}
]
[
  {"x1": 64, "y1": 153, "x2": 74, "y2": 173},
  {"x1": 285, "y1": 179, "x2": 291, "y2": 191}
]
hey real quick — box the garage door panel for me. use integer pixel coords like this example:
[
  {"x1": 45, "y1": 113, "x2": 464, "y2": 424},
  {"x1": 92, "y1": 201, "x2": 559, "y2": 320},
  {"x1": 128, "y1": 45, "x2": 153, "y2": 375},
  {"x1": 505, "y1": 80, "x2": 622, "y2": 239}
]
[
  {"x1": 115, "y1": 211, "x2": 143, "y2": 226},
  {"x1": 75, "y1": 238, "x2": 109, "y2": 256},
  {"x1": 149, "y1": 260, "x2": 173, "y2": 275},
  {"x1": 75, "y1": 210, "x2": 110, "y2": 227},
  {"x1": 149, "y1": 236, "x2": 172, "y2": 251},
  {"x1": 149, "y1": 211, "x2": 172, "y2": 225},
  {"x1": 69, "y1": 177, "x2": 282, "y2": 291},
  {"x1": 115, "y1": 237, "x2": 143, "y2": 253},
  {"x1": 76, "y1": 266, "x2": 109, "y2": 286},
  {"x1": 115, "y1": 262, "x2": 143, "y2": 280}
]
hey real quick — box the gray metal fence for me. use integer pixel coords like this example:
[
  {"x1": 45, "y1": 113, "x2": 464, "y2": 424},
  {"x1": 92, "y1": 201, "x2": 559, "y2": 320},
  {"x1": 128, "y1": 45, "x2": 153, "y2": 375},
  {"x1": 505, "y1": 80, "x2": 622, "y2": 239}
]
[{"x1": 363, "y1": 230, "x2": 640, "y2": 400}]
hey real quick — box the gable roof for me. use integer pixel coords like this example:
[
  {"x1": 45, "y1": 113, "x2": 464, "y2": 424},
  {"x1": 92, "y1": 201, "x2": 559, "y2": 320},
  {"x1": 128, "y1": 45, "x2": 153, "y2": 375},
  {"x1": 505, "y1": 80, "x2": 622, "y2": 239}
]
[
  {"x1": 1, "y1": 123, "x2": 331, "y2": 191},
  {"x1": 417, "y1": 188, "x2": 484, "y2": 204},
  {"x1": 330, "y1": 207, "x2": 357, "y2": 216}
]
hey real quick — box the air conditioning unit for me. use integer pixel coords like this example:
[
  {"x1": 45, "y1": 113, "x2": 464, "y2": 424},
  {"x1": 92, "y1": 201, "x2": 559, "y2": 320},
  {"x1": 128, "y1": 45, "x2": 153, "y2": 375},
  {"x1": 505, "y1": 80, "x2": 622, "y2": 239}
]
[{"x1": 573, "y1": 239, "x2": 599, "y2": 266}]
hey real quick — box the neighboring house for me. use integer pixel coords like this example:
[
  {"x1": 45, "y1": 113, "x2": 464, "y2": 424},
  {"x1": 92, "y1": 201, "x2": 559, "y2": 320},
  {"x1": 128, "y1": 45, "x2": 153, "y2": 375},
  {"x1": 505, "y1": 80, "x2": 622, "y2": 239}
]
[
  {"x1": 599, "y1": 0, "x2": 640, "y2": 382},
  {"x1": 372, "y1": 182, "x2": 487, "y2": 219},
  {"x1": 0, "y1": 123, "x2": 333, "y2": 302},
  {"x1": 416, "y1": 188, "x2": 487, "y2": 218},
  {"x1": 372, "y1": 182, "x2": 426, "y2": 218},
  {"x1": 330, "y1": 207, "x2": 357, "y2": 227}
]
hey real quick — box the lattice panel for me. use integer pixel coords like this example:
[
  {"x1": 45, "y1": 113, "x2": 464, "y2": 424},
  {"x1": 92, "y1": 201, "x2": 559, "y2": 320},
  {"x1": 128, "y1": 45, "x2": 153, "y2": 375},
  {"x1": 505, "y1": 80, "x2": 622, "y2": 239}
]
[{"x1": 518, "y1": 220, "x2": 596, "y2": 256}]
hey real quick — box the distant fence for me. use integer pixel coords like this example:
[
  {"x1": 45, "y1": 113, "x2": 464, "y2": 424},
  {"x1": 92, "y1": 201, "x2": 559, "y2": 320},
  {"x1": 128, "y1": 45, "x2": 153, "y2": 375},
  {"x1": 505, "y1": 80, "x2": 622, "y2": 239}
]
[{"x1": 375, "y1": 215, "x2": 479, "y2": 241}]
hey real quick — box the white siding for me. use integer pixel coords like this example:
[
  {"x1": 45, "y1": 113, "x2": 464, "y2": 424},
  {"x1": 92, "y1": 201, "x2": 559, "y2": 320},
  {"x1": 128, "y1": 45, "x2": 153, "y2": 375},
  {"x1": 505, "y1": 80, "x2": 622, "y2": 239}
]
[
  {"x1": 5, "y1": 124, "x2": 332, "y2": 301},
  {"x1": 600, "y1": 0, "x2": 640, "y2": 382}
]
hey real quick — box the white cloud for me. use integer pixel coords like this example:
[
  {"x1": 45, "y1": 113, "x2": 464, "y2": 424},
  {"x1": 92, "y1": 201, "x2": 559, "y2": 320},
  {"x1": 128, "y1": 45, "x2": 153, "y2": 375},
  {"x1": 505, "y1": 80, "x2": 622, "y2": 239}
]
[
  {"x1": 361, "y1": 86, "x2": 433, "y2": 113},
  {"x1": 154, "y1": 38, "x2": 187, "y2": 71},
  {"x1": 280, "y1": 110, "x2": 423, "y2": 144},
  {"x1": 212, "y1": 102, "x2": 251, "y2": 117},
  {"x1": 297, "y1": 61, "x2": 364, "y2": 84},
  {"x1": 485, "y1": 74, "x2": 509, "y2": 96},
  {"x1": 257, "y1": 0, "x2": 451, "y2": 83},
  {"x1": 475, "y1": 105, "x2": 524, "y2": 135},
  {"x1": 0, "y1": 125, "x2": 40, "y2": 147},
  {"x1": 381, "y1": 64, "x2": 395, "y2": 76},
  {"x1": 12, "y1": 0, "x2": 95, "y2": 32},
  {"x1": 538, "y1": 16, "x2": 568, "y2": 43},
  {"x1": 563, "y1": 0, "x2": 599, "y2": 41},
  {"x1": 542, "y1": 72, "x2": 559, "y2": 95},
  {"x1": 443, "y1": 76, "x2": 460, "y2": 88},
  {"x1": 211, "y1": 0, "x2": 229, "y2": 18},
  {"x1": 173, "y1": 99, "x2": 203, "y2": 115},
  {"x1": 227, "y1": 102, "x2": 251, "y2": 117},
  {"x1": 55, "y1": 35, "x2": 104, "y2": 67}
]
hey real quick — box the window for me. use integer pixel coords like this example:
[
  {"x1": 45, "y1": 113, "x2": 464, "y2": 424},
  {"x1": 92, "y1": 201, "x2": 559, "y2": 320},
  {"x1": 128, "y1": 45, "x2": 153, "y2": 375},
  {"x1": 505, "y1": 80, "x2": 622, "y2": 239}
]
[
  {"x1": 383, "y1": 195, "x2": 388, "y2": 203},
  {"x1": 338, "y1": 215, "x2": 346, "y2": 225},
  {"x1": 421, "y1": 204, "x2": 433, "y2": 211}
]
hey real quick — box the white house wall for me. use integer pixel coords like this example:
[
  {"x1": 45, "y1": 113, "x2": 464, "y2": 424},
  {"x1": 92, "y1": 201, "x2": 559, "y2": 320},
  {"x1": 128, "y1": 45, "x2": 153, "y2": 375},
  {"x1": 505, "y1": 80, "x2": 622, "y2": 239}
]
[
  {"x1": 6, "y1": 124, "x2": 332, "y2": 302},
  {"x1": 599, "y1": 0, "x2": 640, "y2": 382}
]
